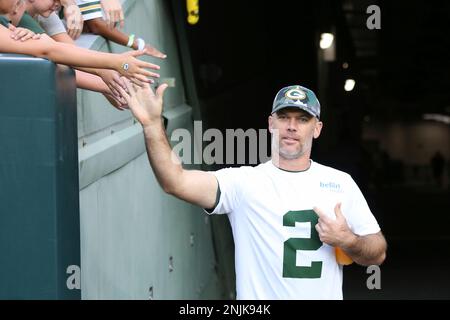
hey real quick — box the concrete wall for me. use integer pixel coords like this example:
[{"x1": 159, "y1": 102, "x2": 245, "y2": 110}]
[
  {"x1": 363, "y1": 121, "x2": 450, "y2": 165},
  {"x1": 362, "y1": 120, "x2": 450, "y2": 186},
  {"x1": 76, "y1": 0, "x2": 233, "y2": 299}
]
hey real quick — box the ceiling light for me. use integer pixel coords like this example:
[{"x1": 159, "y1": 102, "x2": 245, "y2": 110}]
[
  {"x1": 320, "y1": 33, "x2": 334, "y2": 49},
  {"x1": 423, "y1": 114, "x2": 450, "y2": 125},
  {"x1": 344, "y1": 79, "x2": 356, "y2": 92}
]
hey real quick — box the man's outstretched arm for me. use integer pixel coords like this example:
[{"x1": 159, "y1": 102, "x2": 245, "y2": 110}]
[{"x1": 118, "y1": 80, "x2": 219, "y2": 209}]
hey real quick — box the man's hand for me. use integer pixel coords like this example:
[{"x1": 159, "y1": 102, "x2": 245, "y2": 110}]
[
  {"x1": 117, "y1": 78, "x2": 168, "y2": 127},
  {"x1": 63, "y1": 3, "x2": 84, "y2": 39},
  {"x1": 101, "y1": 0, "x2": 125, "y2": 29},
  {"x1": 315, "y1": 203, "x2": 387, "y2": 266},
  {"x1": 8, "y1": 24, "x2": 41, "y2": 42},
  {"x1": 313, "y1": 203, "x2": 357, "y2": 248}
]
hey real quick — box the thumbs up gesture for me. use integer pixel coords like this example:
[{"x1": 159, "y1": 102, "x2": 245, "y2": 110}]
[{"x1": 313, "y1": 203, "x2": 357, "y2": 248}]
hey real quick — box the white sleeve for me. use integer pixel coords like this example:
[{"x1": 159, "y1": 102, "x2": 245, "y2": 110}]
[
  {"x1": 203, "y1": 167, "x2": 244, "y2": 215},
  {"x1": 344, "y1": 176, "x2": 381, "y2": 236},
  {"x1": 37, "y1": 13, "x2": 66, "y2": 36}
]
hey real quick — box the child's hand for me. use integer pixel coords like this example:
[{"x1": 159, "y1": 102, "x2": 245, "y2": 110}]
[
  {"x1": 143, "y1": 44, "x2": 167, "y2": 59},
  {"x1": 118, "y1": 50, "x2": 160, "y2": 86},
  {"x1": 63, "y1": 3, "x2": 83, "y2": 40},
  {"x1": 101, "y1": 0, "x2": 125, "y2": 29},
  {"x1": 8, "y1": 25, "x2": 41, "y2": 42},
  {"x1": 97, "y1": 70, "x2": 127, "y2": 98},
  {"x1": 103, "y1": 92, "x2": 128, "y2": 111}
]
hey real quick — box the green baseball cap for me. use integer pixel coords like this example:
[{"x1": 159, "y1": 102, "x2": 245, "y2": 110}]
[{"x1": 271, "y1": 85, "x2": 321, "y2": 119}]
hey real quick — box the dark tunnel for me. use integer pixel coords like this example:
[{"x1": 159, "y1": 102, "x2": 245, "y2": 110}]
[{"x1": 182, "y1": 0, "x2": 450, "y2": 299}]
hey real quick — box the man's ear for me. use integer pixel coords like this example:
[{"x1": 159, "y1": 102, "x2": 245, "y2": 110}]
[
  {"x1": 313, "y1": 120, "x2": 323, "y2": 139},
  {"x1": 268, "y1": 115, "x2": 273, "y2": 133}
]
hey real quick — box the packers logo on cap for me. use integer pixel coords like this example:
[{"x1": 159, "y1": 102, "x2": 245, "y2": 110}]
[{"x1": 285, "y1": 88, "x2": 306, "y2": 100}]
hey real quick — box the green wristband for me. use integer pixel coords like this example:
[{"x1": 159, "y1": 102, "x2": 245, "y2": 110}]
[{"x1": 127, "y1": 34, "x2": 135, "y2": 48}]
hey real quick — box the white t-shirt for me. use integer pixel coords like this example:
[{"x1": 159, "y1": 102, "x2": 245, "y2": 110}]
[
  {"x1": 76, "y1": 0, "x2": 104, "y2": 21},
  {"x1": 206, "y1": 159, "x2": 380, "y2": 300}
]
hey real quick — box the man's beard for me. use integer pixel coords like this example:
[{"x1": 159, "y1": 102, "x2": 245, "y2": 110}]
[{"x1": 272, "y1": 137, "x2": 310, "y2": 160}]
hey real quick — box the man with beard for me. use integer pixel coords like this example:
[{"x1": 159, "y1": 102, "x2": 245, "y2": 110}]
[{"x1": 118, "y1": 81, "x2": 387, "y2": 300}]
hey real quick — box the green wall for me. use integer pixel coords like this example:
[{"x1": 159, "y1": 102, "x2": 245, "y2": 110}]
[{"x1": 77, "y1": 0, "x2": 235, "y2": 299}]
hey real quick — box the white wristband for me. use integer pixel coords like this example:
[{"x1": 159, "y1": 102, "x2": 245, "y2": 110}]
[{"x1": 137, "y1": 38, "x2": 146, "y2": 51}]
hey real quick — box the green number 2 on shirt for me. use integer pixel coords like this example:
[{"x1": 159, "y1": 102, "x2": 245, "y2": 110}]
[{"x1": 283, "y1": 210, "x2": 323, "y2": 278}]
